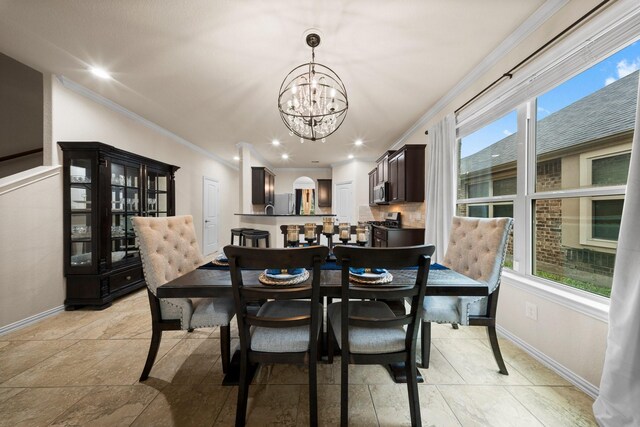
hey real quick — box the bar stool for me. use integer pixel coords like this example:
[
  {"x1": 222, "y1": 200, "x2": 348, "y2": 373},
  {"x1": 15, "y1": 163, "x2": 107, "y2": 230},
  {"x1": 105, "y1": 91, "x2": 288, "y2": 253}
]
[
  {"x1": 231, "y1": 228, "x2": 254, "y2": 246},
  {"x1": 242, "y1": 229, "x2": 270, "y2": 248}
]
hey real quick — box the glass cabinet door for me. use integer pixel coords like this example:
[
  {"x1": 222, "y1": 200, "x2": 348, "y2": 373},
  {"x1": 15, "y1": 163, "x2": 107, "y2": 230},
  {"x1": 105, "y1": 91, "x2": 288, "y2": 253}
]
[
  {"x1": 147, "y1": 170, "x2": 169, "y2": 217},
  {"x1": 69, "y1": 159, "x2": 93, "y2": 267},
  {"x1": 111, "y1": 162, "x2": 140, "y2": 264}
]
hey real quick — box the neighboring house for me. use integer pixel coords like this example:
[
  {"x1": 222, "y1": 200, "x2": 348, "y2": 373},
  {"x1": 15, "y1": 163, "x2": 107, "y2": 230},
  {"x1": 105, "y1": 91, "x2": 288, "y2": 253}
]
[{"x1": 458, "y1": 70, "x2": 637, "y2": 289}]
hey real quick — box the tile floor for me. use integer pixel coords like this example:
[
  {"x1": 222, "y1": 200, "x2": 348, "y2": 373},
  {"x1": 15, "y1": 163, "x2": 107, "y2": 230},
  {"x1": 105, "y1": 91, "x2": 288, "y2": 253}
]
[{"x1": 0, "y1": 289, "x2": 597, "y2": 426}]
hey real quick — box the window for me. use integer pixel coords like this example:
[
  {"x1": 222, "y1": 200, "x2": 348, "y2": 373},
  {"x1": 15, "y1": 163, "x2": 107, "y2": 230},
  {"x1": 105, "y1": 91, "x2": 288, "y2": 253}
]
[{"x1": 457, "y1": 111, "x2": 517, "y2": 266}]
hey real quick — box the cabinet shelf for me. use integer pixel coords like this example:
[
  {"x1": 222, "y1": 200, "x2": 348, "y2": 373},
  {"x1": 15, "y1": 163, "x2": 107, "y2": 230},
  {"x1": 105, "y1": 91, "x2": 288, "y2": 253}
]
[{"x1": 60, "y1": 141, "x2": 179, "y2": 310}]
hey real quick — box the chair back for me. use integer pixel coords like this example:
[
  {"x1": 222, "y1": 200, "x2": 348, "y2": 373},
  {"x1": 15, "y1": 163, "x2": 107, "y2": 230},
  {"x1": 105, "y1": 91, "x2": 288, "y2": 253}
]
[
  {"x1": 333, "y1": 245, "x2": 435, "y2": 353},
  {"x1": 442, "y1": 216, "x2": 513, "y2": 294},
  {"x1": 223, "y1": 245, "x2": 329, "y2": 353},
  {"x1": 132, "y1": 215, "x2": 204, "y2": 295}
]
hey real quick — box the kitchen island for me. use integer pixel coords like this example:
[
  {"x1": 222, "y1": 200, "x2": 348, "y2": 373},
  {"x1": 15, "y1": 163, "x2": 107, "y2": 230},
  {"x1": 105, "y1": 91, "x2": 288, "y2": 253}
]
[{"x1": 235, "y1": 213, "x2": 336, "y2": 247}]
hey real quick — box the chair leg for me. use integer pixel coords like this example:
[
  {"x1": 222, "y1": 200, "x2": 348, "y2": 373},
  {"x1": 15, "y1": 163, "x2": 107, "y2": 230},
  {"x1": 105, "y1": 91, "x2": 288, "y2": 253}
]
[
  {"x1": 406, "y1": 354, "x2": 421, "y2": 427},
  {"x1": 487, "y1": 325, "x2": 509, "y2": 375},
  {"x1": 341, "y1": 347, "x2": 349, "y2": 426},
  {"x1": 421, "y1": 321, "x2": 431, "y2": 369},
  {"x1": 220, "y1": 324, "x2": 231, "y2": 374},
  {"x1": 236, "y1": 350, "x2": 250, "y2": 426},
  {"x1": 327, "y1": 321, "x2": 335, "y2": 364},
  {"x1": 309, "y1": 353, "x2": 318, "y2": 427},
  {"x1": 140, "y1": 325, "x2": 162, "y2": 381},
  {"x1": 452, "y1": 323, "x2": 459, "y2": 330}
]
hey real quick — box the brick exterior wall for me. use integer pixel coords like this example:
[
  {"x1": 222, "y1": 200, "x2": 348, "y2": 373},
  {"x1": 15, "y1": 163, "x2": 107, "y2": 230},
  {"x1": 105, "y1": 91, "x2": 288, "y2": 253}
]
[{"x1": 534, "y1": 159, "x2": 563, "y2": 267}]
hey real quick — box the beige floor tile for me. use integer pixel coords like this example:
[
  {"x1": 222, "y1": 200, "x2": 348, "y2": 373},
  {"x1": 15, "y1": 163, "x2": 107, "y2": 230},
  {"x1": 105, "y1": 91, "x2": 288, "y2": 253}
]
[
  {"x1": 0, "y1": 339, "x2": 78, "y2": 383},
  {"x1": 68, "y1": 338, "x2": 180, "y2": 386},
  {"x1": 438, "y1": 385, "x2": 542, "y2": 427},
  {"x1": 215, "y1": 384, "x2": 301, "y2": 426},
  {"x1": 433, "y1": 338, "x2": 532, "y2": 385},
  {"x1": 507, "y1": 386, "x2": 597, "y2": 426},
  {"x1": 332, "y1": 359, "x2": 395, "y2": 385},
  {"x1": 51, "y1": 385, "x2": 158, "y2": 426},
  {"x1": 62, "y1": 310, "x2": 151, "y2": 340},
  {"x1": 258, "y1": 362, "x2": 335, "y2": 385},
  {"x1": 296, "y1": 384, "x2": 377, "y2": 426},
  {"x1": 1, "y1": 340, "x2": 122, "y2": 387},
  {"x1": 131, "y1": 382, "x2": 230, "y2": 427},
  {"x1": 430, "y1": 323, "x2": 488, "y2": 339},
  {"x1": 370, "y1": 383, "x2": 461, "y2": 427},
  {"x1": 0, "y1": 386, "x2": 92, "y2": 427},
  {"x1": 0, "y1": 387, "x2": 24, "y2": 404},
  {"x1": 147, "y1": 338, "x2": 222, "y2": 385},
  {"x1": 0, "y1": 341, "x2": 10, "y2": 350},
  {"x1": 481, "y1": 338, "x2": 571, "y2": 386},
  {"x1": 418, "y1": 346, "x2": 466, "y2": 385},
  {"x1": 0, "y1": 310, "x2": 105, "y2": 341}
]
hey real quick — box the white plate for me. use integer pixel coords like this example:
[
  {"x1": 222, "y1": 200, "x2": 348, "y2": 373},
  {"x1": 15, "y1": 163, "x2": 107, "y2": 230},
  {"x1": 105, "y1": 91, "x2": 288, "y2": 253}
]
[{"x1": 349, "y1": 269, "x2": 388, "y2": 279}]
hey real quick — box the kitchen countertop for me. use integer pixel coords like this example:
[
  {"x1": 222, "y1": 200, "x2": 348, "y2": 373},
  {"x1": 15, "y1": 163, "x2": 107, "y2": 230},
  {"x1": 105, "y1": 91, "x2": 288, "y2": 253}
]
[
  {"x1": 370, "y1": 224, "x2": 425, "y2": 230},
  {"x1": 235, "y1": 213, "x2": 336, "y2": 217}
]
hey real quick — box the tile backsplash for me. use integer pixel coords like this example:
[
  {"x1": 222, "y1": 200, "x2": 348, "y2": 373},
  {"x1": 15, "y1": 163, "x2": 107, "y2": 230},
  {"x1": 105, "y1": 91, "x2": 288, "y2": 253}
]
[{"x1": 358, "y1": 202, "x2": 426, "y2": 228}]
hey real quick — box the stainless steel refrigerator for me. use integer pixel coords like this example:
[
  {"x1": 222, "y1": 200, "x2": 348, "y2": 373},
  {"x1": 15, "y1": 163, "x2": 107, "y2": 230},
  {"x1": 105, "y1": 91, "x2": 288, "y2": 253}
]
[{"x1": 274, "y1": 193, "x2": 295, "y2": 215}]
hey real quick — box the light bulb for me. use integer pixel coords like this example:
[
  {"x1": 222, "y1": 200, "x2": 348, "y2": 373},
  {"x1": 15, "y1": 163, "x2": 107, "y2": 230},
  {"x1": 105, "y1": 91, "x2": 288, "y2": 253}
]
[
  {"x1": 291, "y1": 84, "x2": 297, "y2": 94},
  {"x1": 311, "y1": 79, "x2": 317, "y2": 89},
  {"x1": 330, "y1": 88, "x2": 336, "y2": 98}
]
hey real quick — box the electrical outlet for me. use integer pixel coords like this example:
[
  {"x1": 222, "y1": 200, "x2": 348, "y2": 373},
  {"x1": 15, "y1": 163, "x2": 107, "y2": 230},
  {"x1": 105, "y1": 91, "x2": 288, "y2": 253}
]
[{"x1": 525, "y1": 302, "x2": 538, "y2": 321}]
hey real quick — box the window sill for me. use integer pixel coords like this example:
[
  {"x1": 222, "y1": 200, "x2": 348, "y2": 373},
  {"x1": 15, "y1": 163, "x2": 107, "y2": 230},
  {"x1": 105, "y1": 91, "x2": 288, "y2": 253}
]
[
  {"x1": 501, "y1": 270, "x2": 610, "y2": 322},
  {"x1": 0, "y1": 165, "x2": 62, "y2": 196}
]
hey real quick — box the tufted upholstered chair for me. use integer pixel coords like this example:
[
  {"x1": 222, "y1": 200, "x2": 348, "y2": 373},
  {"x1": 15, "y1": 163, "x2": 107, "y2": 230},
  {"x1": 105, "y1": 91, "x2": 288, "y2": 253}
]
[
  {"x1": 421, "y1": 216, "x2": 513, "y2": 375},
  {"x1": 132, "y1": 215, "x2": 235, "y2": 381}
]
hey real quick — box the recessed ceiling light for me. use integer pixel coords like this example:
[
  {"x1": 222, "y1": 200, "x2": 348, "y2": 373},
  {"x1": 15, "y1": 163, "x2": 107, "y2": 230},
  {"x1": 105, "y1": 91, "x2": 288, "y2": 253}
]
[
  {"x1": 272, "y1": 139, "x2": 280, "y2": 146},
  {"x1": 233, "y1": 155, "x2": 240, "y2": 161},
  {"x1": 491, "y1": 154, "x2": 500, "y2": 158},
  {"x1": 90, "y1": 66, "x2": 111, "y2": 79},
  {"x1": 354, "y1": 139, "x2": 363, "y2": 146},
  {"x1": 348, "y1": 154, "x2": 354, "y2": 159},
  {"x1": 282, "y1": 153, "x2": 289, "y2": 159}
]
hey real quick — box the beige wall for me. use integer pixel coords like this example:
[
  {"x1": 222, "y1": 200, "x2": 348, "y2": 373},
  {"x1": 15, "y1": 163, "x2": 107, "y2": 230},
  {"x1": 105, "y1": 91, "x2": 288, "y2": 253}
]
[{"x1": 399, "y1": 0, "x2": 608, "y2": 391}]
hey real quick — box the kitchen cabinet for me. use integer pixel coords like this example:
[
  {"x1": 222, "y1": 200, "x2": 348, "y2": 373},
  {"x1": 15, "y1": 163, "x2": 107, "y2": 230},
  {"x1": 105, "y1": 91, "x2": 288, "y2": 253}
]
[
  {"x1": 368, "y1": 169, "x2": 377, "y2": 206},
  {"x1": 376, "y1": 150, "x2": 395, "y2": 184},
  {"x1": 317, "y1": 179, "x2": 332, "y2": 207},
  {"x1": 58, "y1": 141, "x2": 178, "y2": 309},
  {"x1": 388, "y1": 144, "x2": 425, "y2": 203},
  {"x1": 371, "y1": 226, "x2": 425, "y2": 247},
  {"x1": 251, "y1": 167, "x2": 275, "y2": 205}
]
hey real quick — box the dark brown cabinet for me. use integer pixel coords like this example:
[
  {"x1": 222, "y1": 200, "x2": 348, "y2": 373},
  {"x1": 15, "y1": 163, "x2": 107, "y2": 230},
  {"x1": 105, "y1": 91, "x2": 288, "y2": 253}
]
[
  {"x1": 58, "y1": 141, "x2": 179, "y2": 309},
  {"x1": 376, "y1": 150, "x2": 395, "y2": 184},
  {"x1": 388, "y1": 144, "x2": 425, "y2": 203},
  {"x1": 251, "y1": 167, "x2": 275, "y2": 205},
  {"x1": 317, "y1": 179, "x2": 332, "y2": 207},
  {"x1": 368, "y1": 169, "x2": 377, "y2": 206},
  {"x1": 371, "y1": 226, "x2": 425, "y2": 247}
]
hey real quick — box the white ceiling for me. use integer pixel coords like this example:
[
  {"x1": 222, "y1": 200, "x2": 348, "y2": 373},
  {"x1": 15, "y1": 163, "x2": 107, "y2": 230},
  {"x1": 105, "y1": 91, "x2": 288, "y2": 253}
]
[{"x1": 0, "y1": 0, "x2": 549, "y2": 168}]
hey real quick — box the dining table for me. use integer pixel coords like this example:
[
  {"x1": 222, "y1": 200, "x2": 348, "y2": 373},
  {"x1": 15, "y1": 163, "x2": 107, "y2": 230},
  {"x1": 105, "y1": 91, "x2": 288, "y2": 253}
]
[{"x1": 156, "y1": 261, "x2": 487, "y2": 385}]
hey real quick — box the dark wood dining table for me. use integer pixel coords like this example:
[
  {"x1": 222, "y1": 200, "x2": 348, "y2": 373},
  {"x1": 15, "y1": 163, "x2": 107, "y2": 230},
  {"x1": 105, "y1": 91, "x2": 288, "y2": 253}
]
[{"x1": 156, "y1": 265, "x2": 487, "y2": 384}]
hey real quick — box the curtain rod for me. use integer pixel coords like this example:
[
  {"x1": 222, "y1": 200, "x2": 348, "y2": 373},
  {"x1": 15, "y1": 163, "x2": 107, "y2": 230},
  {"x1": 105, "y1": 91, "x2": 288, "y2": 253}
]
[{"x1": 454, "y1": 0, "x2": 612, "y2": 115}]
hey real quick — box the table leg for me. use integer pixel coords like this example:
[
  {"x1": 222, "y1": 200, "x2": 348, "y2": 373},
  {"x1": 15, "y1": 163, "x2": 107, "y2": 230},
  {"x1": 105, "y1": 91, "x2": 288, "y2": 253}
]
[{"x1": 221, "y1": 350, "x2": 258, "y2": 386}]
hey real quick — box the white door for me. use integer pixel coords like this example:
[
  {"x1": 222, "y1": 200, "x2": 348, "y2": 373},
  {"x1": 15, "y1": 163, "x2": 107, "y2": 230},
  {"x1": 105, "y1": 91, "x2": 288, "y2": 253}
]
[
  {"x1": 203, "y1": 177, "x2": 219, "y2": 255},
  {"x1": 335, "y1": 181, "x2": 354, "y2": 224}
]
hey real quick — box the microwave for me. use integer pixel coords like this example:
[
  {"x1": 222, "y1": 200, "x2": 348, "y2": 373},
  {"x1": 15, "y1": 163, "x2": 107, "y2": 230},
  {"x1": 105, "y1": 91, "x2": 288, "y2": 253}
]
[{"x1": 373, "y1": 182, "x2": 389, "y2": 204}]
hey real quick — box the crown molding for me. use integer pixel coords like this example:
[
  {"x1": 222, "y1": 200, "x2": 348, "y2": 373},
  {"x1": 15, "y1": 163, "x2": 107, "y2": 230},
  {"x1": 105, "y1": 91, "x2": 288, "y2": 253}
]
[
  {"x1": 56, "y1": 75, "x2": 238, "y2": 171},
  {"x1": 390, "y1": 0, "x2": 569, "y2": 150},
  {"x1": 273, "y1": 167, "x2": 332, "y2": 173}
]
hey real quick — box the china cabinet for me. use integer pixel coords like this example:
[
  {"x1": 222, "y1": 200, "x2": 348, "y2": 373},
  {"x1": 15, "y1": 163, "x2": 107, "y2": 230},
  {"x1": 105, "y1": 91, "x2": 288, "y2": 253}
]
[{"x1": 58, "y1": 141, "x2": 179, "y2": 309}]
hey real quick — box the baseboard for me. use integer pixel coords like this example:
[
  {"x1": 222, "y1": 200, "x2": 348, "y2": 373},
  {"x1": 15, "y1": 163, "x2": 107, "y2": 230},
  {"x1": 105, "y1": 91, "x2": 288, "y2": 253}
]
[
  {"x1": 0, "y1": 305, "x2": 65, "y2": 336},
  {"x1": 496, "y1": 324, "x2": 599, "y2": 399}
]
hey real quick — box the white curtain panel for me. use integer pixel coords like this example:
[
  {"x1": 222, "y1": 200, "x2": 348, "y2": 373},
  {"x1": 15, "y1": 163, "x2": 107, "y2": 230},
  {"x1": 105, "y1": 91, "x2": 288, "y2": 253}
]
[
  {"x1": 425, "y1": 114, "x2": 456, "y2": 263},
  {"x1": 593, "y1": 77, "x2": 640, "y2": 426}
]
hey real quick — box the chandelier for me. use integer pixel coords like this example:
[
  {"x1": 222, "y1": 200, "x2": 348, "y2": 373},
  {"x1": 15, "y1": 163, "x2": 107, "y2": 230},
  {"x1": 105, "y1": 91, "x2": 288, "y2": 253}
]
[{"x1": 278, "y1": 32, "x2": 348, "y2": 143}]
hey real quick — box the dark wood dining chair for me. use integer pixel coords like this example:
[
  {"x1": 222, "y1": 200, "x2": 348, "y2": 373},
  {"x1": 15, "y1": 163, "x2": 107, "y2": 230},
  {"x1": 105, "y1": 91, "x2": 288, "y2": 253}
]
[
  {"x1": 224, "y1": 245, "x2": 329, "y2": 427},
  {"x1": 420, "y1": 217, "x2": 513, "y2": 375},
  {"x1": 328, "y1": 244, "x2": 435, "y2": 427}
]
